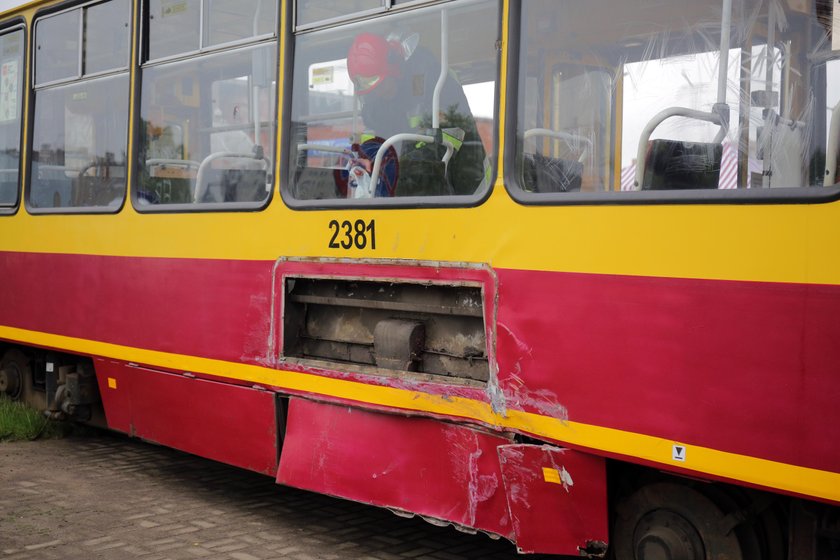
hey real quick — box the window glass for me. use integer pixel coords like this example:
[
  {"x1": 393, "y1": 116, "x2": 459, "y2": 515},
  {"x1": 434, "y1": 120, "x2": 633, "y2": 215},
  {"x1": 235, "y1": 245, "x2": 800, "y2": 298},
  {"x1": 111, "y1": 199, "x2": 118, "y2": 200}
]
[
  {"x1": 30, "y1": 74, "x2": 130, "y2": 209},
  {"x1": 828, "y1": 59, "x2": 840, "y2": 187},
  {"x1": 147, "y1": 0, "x2": 201, "y2": 60},
  {"x1": 206, "y1": 0, "x2": 276, "y2": 46},
  {"x1": 35, "y1": 10, "x2": 81, "y2": 85},
  {"x1": 137, "y1": 43, "x2": 276, "y2": 206},
  {"x1": 288, "y1": 0, "x2": 498, "y2": 202},
  {"x1": 514, "y1": 0, "x2": 840, "y2": 197},
  {"x1": 0, "y1": 29, "x2": 24, "y2": 207},
  {"x1": 31, "y1": 0, "x2": 132, "y2": 211},
  {"x1": 85, "y1": 0, "x2": 131, "y2": 74},
  {"x1": 296, "y1": 0, "x2": 384, "y2": 29}
]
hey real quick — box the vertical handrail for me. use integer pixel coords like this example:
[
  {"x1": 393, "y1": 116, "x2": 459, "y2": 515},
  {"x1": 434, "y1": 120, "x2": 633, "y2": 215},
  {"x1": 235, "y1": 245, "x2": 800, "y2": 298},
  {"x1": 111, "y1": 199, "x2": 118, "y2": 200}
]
[
  {"x1": 252, "y1": 84, "x2": 261, "y2": 149},
  {"x1": 763, "y1": 3, "x2": 776, "y2": 188},
  {"x1": 431, "y1": 10, "x2": 449, "y2": 130},
  {"x1": 824, "y1": 101, "x2": 840, "y2": 186},
  {"x1": 251, "y1": 2, "x2": 264, "y2": 150},
  {"x1": 716, "y1": 0, "x2": 732, "y2": 106}
]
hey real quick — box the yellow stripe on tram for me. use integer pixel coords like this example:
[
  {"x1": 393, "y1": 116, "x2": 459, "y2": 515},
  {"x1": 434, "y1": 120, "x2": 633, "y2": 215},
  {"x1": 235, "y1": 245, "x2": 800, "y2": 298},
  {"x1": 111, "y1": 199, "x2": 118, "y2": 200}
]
[
  {"x1": 2, "y1": 323, "x2": 839, "y2": 506},
  {"x1": 2, "y1": 195, "x2": 840, "y2": 285}
]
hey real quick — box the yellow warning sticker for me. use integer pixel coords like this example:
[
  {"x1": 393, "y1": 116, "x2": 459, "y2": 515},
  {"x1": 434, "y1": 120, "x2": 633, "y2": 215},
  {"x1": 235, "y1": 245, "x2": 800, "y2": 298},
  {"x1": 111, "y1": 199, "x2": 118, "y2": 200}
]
[
  {"x1": 107, "y1": 377, "x2": 118, "y2": 389},
  {"x1": 311, "y1": 66, "x2": 334, "y2": 86},
  {"x1": 542, "y1": 467, "x2": 561, "y2": 484}
]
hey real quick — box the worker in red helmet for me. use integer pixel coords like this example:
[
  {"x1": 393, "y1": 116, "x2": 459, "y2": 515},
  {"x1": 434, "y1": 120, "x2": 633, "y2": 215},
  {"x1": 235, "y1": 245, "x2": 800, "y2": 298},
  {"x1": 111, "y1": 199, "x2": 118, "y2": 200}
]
[
  {"x1": 346, "y1": 31, "x2": 486, "y2": 196},
  {"x1": 347, "y1": 33, "x2": 403, "y2": 96}
]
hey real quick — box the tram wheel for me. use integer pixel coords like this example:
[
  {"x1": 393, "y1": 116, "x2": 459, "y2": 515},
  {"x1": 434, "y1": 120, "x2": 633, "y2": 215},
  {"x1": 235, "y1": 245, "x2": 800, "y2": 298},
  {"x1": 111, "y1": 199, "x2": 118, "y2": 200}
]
[
  {"x1": 612, "y1": 482, "x2": 744, "y2": 560},
  {"x1": 694, "y1": 483, "x2": 787, "y2": 560},
  {"x1": 0, "y1": 349, "x2": 41, "y2": 409}
]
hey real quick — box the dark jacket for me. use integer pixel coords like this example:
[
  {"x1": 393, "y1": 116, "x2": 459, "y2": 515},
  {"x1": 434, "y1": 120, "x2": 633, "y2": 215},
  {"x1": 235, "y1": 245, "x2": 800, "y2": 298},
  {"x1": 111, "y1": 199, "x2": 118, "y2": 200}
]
[{"x1": 359, "y1": 47, "x2": 486, "y2": 196}]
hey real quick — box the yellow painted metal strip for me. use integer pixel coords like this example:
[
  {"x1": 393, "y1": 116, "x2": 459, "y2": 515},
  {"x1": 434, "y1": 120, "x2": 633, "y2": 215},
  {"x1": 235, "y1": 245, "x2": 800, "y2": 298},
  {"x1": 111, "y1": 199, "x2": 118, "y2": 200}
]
[
  {"x1": 3, "y1": 197, "x2": 840, "y2": 285},
  {"x1": 2, "y1": 323, "x2": 839, "y2": 505},
  {"x1": 274, "y1": 0, "x2": 287, "y2": 186},
  {"x1": 495, "y1": 0, "x2": 509, "y2": 179}
]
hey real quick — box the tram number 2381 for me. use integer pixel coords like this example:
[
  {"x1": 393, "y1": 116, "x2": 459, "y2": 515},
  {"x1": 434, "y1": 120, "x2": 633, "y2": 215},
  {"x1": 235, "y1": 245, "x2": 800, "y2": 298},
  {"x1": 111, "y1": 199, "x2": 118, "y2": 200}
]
[{"x1": 328, "y1": 219, "x2": 377, "y2": 250}]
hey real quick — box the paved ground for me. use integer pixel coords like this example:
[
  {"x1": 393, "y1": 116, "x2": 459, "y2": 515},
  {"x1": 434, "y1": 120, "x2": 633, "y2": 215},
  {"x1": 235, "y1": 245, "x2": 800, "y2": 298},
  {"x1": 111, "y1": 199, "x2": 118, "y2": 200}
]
[{"x1": 0, "y1": 432, "x2": 556, "y2": 560}]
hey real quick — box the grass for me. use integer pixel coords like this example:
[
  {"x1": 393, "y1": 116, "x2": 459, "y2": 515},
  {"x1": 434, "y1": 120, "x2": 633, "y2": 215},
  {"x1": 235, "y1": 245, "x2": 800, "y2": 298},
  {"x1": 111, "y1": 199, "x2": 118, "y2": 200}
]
[{"x1": 0, "y1": 397, "x2": 69, "y2": 442}]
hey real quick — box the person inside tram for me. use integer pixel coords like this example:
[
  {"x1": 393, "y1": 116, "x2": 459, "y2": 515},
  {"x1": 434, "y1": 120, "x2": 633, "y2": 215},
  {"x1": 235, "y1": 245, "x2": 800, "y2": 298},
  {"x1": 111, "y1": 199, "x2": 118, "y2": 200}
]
[{"x1": 345, "y1": 31, "x2": 486, "y2": 197}]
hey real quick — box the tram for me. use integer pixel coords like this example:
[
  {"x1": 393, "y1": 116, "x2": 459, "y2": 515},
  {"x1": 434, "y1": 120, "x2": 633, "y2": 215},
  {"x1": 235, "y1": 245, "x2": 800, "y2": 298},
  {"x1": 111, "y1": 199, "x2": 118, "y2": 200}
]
[{"x1": 0, "y1": 0, "x2": 839, "y2": 557}]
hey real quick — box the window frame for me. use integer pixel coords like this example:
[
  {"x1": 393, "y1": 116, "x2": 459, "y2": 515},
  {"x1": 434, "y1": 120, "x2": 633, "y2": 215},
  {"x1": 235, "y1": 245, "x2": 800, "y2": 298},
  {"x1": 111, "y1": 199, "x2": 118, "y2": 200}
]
[
  {"x1": 33, "y1": 0, "x2": 131, "y2": 89},
  {"x1": 503, "y1": 1, "x2": 840, "y2": 207},
  {"x1": 83, "y1": 0, "x2": 133, "y2": 77},
  {"x1": 0, "y1": 20, "x2": 26, "y2": 216},
  {"x1": 141, "y1": 0, "x2": 278, "y2": 65},
  {"x1": 293, "y1": 0, "x2": 441, "y2": 33},
  {"x1": 282, "y1": 0, "x2": 501, "y2": 211},
  {"x1": 131, "y1": 25, "x2": 280, "y2": 213},
  {"x1": 26, "y1": 0, "x2": 133, "y2": 215},
  {"x1": 32, "y1": 8, "x2": 82, "y2": 88}
]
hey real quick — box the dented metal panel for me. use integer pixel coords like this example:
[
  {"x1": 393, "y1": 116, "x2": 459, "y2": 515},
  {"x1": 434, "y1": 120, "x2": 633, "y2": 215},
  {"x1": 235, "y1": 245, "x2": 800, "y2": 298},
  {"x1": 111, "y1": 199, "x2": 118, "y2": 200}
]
[
  {"x1": 277, "y1": 397, "x2": 514, "y2": 538},
  {"x1": 498, "y1": 444, "x2": 609, "y2": 556}
]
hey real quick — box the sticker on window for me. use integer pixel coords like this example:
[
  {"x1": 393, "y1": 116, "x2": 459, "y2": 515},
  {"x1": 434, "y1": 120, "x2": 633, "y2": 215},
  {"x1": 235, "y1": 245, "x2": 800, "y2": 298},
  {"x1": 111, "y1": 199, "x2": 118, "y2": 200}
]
[
  {"x1": 0, "y1": 60, "x2": 18, "y2": 122},
  {"x1": 161, "y1": 0, "x2": 188, "y2": 17}
]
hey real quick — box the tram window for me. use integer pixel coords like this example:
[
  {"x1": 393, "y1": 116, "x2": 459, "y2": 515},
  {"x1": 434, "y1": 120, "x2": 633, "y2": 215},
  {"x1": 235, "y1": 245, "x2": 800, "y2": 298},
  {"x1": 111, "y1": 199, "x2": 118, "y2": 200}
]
[
  {"x1": 34, "y1": 10, "x2": 81, "y2": 85},
  {"x1": 136, "y1": 43, "x2": 276, "y2": 208},
  {"x1": 146, "y1": 0, "x2": 200, "y2": 60},
  {"x1": 30, "y1": 75, "x2": 130, "y2": 210},
  {"x1": 206, "y1": 0, "x2": 276, "y2": 47},
  {"x1": 511, "y1": 0, "x2": 840, "y2": 201},
  {"x1": 84, "y1": 0, "x2": 131, "y2": 74},
  {"x1": 287, "y1": 0, "x2": 498, "y2": 205},
  {"x1": 146, "y1": 0, "x2": 276, "y2": 62},
  {"x1": 827, "y1": 59, "x2": 840, "y2": 187},
  {"x1": 295, "y1": 0, "x2": 385, "y2": 30},
  {"x1": 29, "y1": 0, "x2": 131, "y2": 211},
  {"x1": 0, "y1": 28, "x2": 24, "y2": 209}
]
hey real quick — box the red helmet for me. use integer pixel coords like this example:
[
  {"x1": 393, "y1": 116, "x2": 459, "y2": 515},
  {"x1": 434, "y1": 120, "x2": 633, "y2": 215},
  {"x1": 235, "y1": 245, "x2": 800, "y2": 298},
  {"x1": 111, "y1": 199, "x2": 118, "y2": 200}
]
[{"x1": 347, "y1": 33, "x2": 402, "y2": 95}]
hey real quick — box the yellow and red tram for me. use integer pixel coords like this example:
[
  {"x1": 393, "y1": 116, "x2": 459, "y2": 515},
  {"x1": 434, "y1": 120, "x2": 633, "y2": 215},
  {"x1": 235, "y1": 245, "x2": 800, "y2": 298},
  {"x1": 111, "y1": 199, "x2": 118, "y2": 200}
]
[{"x1": 1, "y1": 0, "x2": 839, "y2": 557}]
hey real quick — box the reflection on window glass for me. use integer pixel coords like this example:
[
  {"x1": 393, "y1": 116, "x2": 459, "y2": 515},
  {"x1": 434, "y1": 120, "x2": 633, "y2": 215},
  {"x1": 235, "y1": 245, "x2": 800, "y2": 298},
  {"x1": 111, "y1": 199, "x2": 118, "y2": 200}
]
[
  {"x1": 35, "y1": 10, "x2": 80, "y2": 85},
  {"x1": 30, "y1": 74, "x2": 130, "y2": 209},
  {"x1": 289, "y1": 0, "x2": 498, "y2": 202},
  {"x1": 147, "y1": 0, "x2": 201, "y2": 60},
  {"x1": 0, "y1": 29, "x2": 23, "y2": 207},
  {"x1": 31, "y1": 0, "x2": 132, "y2": 211},
  {"x1": 515, "y1": 0, "x2": 840, "y2": 196},
  {"x1": 206, "y1": 0, "x2": 276, "y2": 46},
  {"x1": 295, "y1": 0, "x2": 383, "y2": 28},
  {"x1": 148, "y1": 0, "x2": 277, "y2": 60},
  {"x1": 828, "y1": 59, "x2": 840, "y2": 188},
  {"x1": 85, "y1": 0, "x2": 131, "y2": 74},
  {"x1": 138, "y1": 44, "x2": 276, "y2": 205}
]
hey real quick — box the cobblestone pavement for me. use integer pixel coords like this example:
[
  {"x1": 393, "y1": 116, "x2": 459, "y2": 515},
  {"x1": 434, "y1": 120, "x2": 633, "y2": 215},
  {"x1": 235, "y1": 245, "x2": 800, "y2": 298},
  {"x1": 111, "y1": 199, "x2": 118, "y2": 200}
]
[{"x1": 0, "y1": 432, "x2": 558, "y2": 560}]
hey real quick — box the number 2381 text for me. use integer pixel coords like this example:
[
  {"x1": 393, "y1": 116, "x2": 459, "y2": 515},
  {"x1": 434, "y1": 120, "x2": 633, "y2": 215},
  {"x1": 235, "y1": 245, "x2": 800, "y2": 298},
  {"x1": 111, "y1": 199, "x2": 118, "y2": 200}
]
[{"x1": 328, "y1": 219, "x2": 376, "y2": 250}]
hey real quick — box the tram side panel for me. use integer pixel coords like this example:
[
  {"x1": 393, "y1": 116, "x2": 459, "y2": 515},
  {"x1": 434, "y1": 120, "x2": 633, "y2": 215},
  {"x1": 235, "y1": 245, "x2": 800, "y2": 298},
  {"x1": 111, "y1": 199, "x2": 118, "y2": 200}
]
[
  {"x1": 0, "y1": 251, "x2": 274, "y2": 365},
  {"x1": 493, "y1": 267, "x2": 840, "y2": 502},
  {"x1": 0, "y1": 249, "x2": 281, "y2": 473}
]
